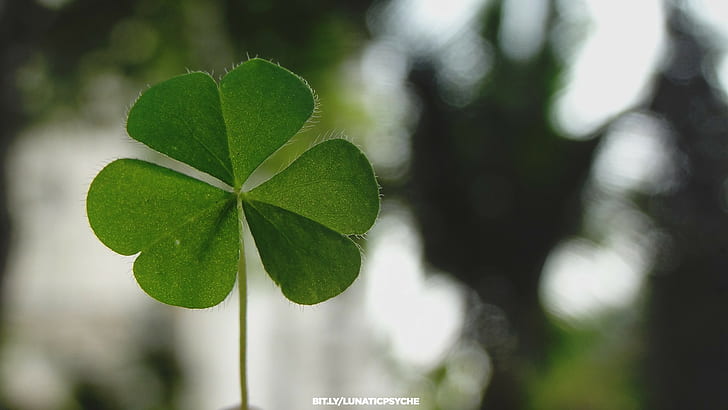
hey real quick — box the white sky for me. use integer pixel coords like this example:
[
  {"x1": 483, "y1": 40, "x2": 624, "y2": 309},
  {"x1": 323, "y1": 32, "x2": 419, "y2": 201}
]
[{"x1": 552, "y1": 0, "x2": 666, "y2": 138}]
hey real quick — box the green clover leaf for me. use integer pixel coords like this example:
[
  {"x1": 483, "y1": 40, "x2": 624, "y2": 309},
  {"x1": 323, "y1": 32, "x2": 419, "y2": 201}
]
[{"x1": 86, "y1": 58, "x2": 379, "y2": 308}]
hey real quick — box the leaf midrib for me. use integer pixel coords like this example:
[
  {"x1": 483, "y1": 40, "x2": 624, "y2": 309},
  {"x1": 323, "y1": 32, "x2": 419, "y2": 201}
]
[
  {"x1": 245, "y1": 199, "x2": 339, "y2": 261},
  {"x1": 245, "y1": 200, "x2": 329, "y2": 302},
  {"x1": 140, "y1": 194, "x2": 236, "y2": 255},
  {"x1": 167, "y1": 109, "x2": 234, "y2": 184}
]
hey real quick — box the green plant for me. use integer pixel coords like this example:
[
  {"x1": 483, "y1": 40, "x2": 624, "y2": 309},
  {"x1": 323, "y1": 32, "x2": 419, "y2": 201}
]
[{"x1": 86, "y1": 58, "x2": 380, "y2": 408}]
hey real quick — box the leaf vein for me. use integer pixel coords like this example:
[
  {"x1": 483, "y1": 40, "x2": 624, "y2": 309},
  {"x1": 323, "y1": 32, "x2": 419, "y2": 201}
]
[
  {"x1": 141, "y1": 195, "x2": 236, "y2": 255},
  {"x1": 168, "y1": 110, "x2": 234, "y2": 182}
]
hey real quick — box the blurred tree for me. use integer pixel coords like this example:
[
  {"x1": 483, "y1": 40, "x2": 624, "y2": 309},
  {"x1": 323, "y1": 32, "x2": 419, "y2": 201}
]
[
  {"x1": 402, "y1": 1, "x2": 599, "y2": 408},
  {"x1": 402, "y1": 1, "x2": 728, "y2": 409},
  {"x1": 0, "y1": 1, "x2": 60, "y2": 354},
  {"x1": 644, "y1": 9, "x2": 728, "y2": 410}
]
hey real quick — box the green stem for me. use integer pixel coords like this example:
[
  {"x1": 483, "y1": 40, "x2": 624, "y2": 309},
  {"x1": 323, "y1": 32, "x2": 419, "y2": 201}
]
[{"x1": 237, "y1": 195, "x2": 248, "y2": 410}]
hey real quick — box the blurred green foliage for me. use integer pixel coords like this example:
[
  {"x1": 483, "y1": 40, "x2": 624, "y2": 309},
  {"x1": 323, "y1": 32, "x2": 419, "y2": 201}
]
[{"x1": 528, "y1": 320, "x2": 642, "y2": 410}]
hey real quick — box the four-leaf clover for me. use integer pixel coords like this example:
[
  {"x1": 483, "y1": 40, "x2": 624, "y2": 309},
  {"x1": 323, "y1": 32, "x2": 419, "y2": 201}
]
[{"x1": 86, "y1": 58, "x2": 379, "y2": 308}]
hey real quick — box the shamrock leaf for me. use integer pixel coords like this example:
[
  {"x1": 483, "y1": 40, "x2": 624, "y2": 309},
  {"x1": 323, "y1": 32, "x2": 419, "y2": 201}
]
[{"x1": 87, "y1": 58, "x2": 379, "y2": 308}]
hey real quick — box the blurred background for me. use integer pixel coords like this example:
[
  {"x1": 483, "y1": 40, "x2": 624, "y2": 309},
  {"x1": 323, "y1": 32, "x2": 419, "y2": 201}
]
[{"x1": 2, "y1": 0, "x2": 728, "y2": 409}]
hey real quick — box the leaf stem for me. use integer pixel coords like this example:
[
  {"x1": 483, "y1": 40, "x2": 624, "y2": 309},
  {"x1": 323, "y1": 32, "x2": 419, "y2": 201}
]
[{"x1": 237, "y1": 194, "x2": 248, "y2": 410}]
